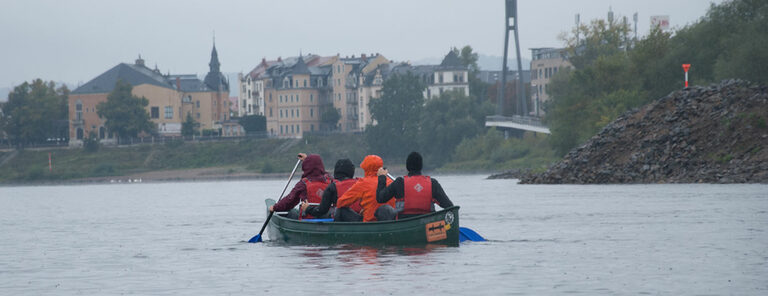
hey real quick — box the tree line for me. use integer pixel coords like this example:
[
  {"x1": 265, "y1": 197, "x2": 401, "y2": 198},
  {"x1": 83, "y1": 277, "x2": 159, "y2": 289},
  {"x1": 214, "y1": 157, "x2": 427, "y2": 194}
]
[{"x1": 546, "y1": 0, "x2": 768, "y2": 155}]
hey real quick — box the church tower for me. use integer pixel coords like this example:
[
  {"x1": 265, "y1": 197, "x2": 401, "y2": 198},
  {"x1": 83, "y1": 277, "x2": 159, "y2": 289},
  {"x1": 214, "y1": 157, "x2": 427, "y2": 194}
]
[{"x1": 204, "y1": 41, "x2": 229, "y2": 92}]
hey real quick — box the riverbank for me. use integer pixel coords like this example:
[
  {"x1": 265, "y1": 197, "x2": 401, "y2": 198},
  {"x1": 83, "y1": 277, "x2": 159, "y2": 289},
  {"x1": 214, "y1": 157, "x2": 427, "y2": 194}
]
[{"x1": 521, "y1": 80, "x2": 768, "y2": 184}]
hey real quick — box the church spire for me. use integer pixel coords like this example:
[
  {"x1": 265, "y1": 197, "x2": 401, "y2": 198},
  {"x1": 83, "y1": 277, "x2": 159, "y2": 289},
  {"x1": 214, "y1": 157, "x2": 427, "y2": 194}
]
[{"x1": 209, "y1": 41, "x2": 221, "y2": 73}]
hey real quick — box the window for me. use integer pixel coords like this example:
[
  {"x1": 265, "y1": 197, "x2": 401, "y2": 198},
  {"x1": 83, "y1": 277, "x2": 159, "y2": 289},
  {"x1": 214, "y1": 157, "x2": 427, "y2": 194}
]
[
  {"x1": 303, "y1": 80, "x2": 307, "y2": 87},
  {"x1": 75, "y1": 100, "x2": 83, "y2": 120},
  {"x1": 311, "y1": 124, "x2": 314, "y2": 132},
  {"x1": 337, "y1": 65, "x2": 341, "y2": 73},
  {"x1": 196, "y1": 101, "x2": 200, "y2": 108},
  {"x1": 99, "y1": 127, "x2": 105, "y2": 139},
  {"x1": 151, "y1": 107, "x2": 159, "y2": 119},
  {"x1": 290, "y1": 94, "x2": 293, "y2": 102},
  {"x1": 310, "y1": 94, "x2": 313, "y2": 102},
  {"x1": 291, "y1": 125, "x2": 294, "y2": 133},
  {"x1": 310, "y1": 108, "x2": 314, "y2": 117},
  {"x1": 242, "y1": 100, "x2": 246, "y2": 108},
  {"x1": 296, "y1": 109, "x2": 299, "y2": 117},
  {"x1": 76, "y1": 128, "x2": 83, "y2": 140},
  {"x1": 296, "y1": 125, "x2": 300, "y2": 133},
  {"x1": 296, "y1": 94, "x2": 300, "y2": 102},
  {"x1": 280, "y1": 125, "x2": 283, "y2": 134},
  {"x1": 280, "y1": 109, "x2": 283, "y2": 118},
  {"x1": 164, "y1": 106, "x2": 173, "y2": 119},
  {"x1": 439, "y1": 73, "x2": 444, "y2": 83},
  {"x1": 269, "y1": 93, "x2": 272, "y2": 102}
]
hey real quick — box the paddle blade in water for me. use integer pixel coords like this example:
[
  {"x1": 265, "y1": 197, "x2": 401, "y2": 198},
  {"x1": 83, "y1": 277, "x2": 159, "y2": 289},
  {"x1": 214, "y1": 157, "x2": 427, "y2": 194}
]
[
  {"x1": 248, "y1": 234, "x2": 263, "y2": 243},
  {"x1": 459, "y1": 227, "x2": 486, "y2": 242}
]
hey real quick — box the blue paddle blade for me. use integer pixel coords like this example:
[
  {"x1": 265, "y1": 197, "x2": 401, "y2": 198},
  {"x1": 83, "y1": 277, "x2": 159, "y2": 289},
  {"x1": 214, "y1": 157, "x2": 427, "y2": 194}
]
[
  {"x1": 248, "y1": 234, "x2": 263, "y2": 243},
  {"x1": 459, "y1": 227, "x2": 486, "y2": 242}
]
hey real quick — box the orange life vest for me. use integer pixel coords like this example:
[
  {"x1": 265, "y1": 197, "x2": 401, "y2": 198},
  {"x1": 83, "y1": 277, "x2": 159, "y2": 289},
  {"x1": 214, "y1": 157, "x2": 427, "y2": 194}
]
[{"x1": 334, "y1": 178, "x2": 361, "y2": 214}]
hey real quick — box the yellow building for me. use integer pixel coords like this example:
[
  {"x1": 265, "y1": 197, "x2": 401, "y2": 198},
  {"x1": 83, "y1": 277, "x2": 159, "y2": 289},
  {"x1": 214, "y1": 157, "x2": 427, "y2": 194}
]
[{"x1": 68, "y1": 44, "x2": 229, "y2": 146}]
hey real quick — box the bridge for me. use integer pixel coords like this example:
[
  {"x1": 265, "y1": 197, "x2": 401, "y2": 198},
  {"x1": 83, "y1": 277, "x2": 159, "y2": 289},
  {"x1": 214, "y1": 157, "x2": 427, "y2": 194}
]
[{"x1": 485, "y1": 115, "x2": 550, "y2": 134}]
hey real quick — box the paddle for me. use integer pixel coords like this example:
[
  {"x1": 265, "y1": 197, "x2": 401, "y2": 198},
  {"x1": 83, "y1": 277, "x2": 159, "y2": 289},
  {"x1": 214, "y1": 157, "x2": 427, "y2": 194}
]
[
  {"x1": 385, "y1": 172, "x2": 486, "y2": 242},
  {"x1": 248, "y1": 158, "x2": 303, "y2": 243}
]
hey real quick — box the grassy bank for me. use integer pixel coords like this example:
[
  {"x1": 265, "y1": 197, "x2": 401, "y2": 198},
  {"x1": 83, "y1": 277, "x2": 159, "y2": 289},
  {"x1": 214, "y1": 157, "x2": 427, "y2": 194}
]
[
  {"x1": 0, "y1": 134, "x2": 369, "y2": 183},
  {"x1": 0, "y1": 131, "x2": 557, "y2": 183}
]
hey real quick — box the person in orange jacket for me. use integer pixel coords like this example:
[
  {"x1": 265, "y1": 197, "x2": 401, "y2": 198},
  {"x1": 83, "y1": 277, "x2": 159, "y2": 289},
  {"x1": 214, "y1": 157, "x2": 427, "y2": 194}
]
[{"x1": 336, "y1": 155, "x2": 394, "y2": 222}]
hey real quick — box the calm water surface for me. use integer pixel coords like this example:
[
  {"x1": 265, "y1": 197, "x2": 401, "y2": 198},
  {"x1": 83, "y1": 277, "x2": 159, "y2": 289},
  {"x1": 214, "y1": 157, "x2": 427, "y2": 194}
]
[{"x1": 1, "y1": 175, "x2": 766, "y2": 295}]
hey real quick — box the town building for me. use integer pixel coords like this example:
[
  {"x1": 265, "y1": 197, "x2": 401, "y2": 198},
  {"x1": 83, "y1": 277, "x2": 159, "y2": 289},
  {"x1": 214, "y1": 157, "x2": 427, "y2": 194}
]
[
  {"x1": 529, "y1": 47, "x2": 572, "y2": 115},
  {"x1": 238, "y1": 50, "x2": 469, "y2": 137},
  {"x1": 68, "y1": 43, "x2": 230, "y2": 146}
]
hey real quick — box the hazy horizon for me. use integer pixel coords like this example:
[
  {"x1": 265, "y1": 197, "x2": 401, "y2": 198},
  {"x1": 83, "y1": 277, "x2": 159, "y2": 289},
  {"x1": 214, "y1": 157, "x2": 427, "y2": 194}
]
[{"x1": 1, "y1": 0, "x2": 723, "y2": 95}]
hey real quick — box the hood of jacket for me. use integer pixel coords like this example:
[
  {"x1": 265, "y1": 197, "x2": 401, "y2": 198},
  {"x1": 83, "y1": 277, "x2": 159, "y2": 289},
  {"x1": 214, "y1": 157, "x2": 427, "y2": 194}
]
[
  {"x1": 360, "y1": 155, "x2": 383, "y2": 177},
  {"x1": 333, "y1": 158, "x2": 355, "y2": 180},
  {"x1": 301, "y1": 154, "x2": 326, "y2": 179}
]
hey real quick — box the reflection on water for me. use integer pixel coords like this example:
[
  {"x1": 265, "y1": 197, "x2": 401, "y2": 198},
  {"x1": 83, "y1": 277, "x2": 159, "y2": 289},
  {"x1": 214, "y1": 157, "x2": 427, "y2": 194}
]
[{"x1": 0, "y1": 177, "x2": 766, "y2": 295}]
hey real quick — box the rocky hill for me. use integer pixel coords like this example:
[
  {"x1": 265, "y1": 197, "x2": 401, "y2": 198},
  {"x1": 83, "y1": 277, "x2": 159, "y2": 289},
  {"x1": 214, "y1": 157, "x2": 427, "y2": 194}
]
[{"x1": 521, "y1": 80, "x2": 768, "y2": 184}]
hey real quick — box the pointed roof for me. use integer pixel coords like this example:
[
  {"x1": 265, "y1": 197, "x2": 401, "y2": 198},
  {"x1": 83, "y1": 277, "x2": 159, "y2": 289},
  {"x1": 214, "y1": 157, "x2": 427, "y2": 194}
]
[
  {"x1": 292, "y1": 55, "x2": 311, "y2": 75},
  {"x1": 204, "y1": 42, "x2": 229, "y2": 92},
  {"x1": 72, "y1": 62, "x2": 173, "y2": 94},
  {"x1": 209, "y1": 44, "x2": 221, "y2": 73},
  {"x1": 439, "y1": 50, "x2": 464, "y2": 68}
]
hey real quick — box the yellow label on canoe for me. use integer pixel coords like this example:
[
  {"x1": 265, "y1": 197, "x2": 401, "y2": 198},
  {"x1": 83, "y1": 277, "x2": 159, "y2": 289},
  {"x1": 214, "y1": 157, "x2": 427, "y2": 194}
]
[{"x1": 426, "y1": 221, "x2": 447, "y2": 242}]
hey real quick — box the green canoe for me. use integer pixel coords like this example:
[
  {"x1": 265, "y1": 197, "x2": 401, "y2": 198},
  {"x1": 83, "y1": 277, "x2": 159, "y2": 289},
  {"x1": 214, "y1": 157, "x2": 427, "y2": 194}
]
[{"x1": 264, "y1": 199, "x2": 461, "y2": 246}]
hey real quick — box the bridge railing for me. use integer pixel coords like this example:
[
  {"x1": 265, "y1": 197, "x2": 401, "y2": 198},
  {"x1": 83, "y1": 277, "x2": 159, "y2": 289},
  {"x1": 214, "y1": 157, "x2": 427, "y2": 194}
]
[{"x1": 486, "y1": 115, "x2": 547, "y2": 128}]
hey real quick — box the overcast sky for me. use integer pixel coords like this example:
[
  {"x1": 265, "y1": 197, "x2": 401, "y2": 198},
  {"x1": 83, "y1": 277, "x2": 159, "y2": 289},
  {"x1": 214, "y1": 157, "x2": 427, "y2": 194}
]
[{"x1": 0, "y1": 0, "x2": 724, "y2": 91}]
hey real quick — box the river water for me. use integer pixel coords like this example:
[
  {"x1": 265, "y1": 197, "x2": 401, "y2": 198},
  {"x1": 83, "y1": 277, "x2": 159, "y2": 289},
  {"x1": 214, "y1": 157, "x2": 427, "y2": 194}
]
[{"x1": 1, "y1": 175, "x2": 766, "y2": 295}]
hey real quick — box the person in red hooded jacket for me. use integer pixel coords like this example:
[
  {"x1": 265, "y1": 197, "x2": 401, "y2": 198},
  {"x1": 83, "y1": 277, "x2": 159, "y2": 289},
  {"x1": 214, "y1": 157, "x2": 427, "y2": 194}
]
[
  {"x1": 269, "y1": 153, "x2": 331, "y2": 219},
  {"x1": 336, "y1": 155, "x2": 394, "y2": 222}
]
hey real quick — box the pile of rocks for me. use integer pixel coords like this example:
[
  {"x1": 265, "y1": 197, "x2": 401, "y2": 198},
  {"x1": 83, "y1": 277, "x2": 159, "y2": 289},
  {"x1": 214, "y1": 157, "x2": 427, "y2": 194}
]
[{"x1": 521, "y1": 79, "x2": 768, "y2": 184}]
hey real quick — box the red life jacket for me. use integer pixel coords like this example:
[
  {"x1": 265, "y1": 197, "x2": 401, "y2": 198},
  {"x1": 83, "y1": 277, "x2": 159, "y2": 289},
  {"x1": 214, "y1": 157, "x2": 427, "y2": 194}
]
[
  {"x1": 400, "y1": 175, "x2": 433, "y2": 215},
  {"x1": 300, "y1": 176, "x2": 330, "y2": 219},
  {"x1": 334, "y1": 178, "x2": 361, "y2": 214}
]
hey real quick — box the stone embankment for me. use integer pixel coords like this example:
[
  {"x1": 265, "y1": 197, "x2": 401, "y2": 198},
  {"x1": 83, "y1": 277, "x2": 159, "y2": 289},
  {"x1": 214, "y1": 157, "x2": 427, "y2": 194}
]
[{"x1": 521, "y1": 79, "x2": 768, "y2": 184}]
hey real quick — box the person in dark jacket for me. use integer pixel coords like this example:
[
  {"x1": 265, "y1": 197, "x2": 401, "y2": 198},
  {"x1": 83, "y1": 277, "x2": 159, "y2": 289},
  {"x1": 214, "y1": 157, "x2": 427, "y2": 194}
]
[
  {"x1": 269, "y1": 153, "x2": 331, "y2": 219},
  {"x1": 376, "y1": 152, "x2": 454, "y2": 221},
  {"x1": 300, "y1": 158, "x2": 362, "y2": 221}
]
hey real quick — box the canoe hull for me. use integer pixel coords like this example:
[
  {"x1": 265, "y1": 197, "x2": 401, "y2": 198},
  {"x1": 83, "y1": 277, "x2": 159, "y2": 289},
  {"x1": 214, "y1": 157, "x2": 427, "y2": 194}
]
[{"x1": 265, "y1": 199, "x2": 460, "y2": 246}]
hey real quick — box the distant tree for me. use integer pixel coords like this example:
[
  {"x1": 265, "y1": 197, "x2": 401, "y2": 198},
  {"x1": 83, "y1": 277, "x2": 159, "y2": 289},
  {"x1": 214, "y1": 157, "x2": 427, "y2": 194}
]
[
  {"x1": 0, "y1": 79, "x2": 68, "y2": 147},
  {"x1": 96, "y1": 80, "x2": 154, "y2": 143},
  {"x1": 417, "y1": 90, "x2": 494, "y2": 167},
  {"x1": 83, "y1": 131, "x2": 100, "y2": 152},
  {"x1": 236, "y1": 114, "x2": 266, "y2": 133},
  {"x1": 320, "y1": 104, "x2": 340, "y2": 130},
  {"x1": 181, "y1": 113, "x2": 197, "y2": 137},
  {"x1": 457, "y1": 45, "x2": 490, "y2": 103},
  {"x1": 365, "y1": 72, "x2": 425, "y2": 157}
]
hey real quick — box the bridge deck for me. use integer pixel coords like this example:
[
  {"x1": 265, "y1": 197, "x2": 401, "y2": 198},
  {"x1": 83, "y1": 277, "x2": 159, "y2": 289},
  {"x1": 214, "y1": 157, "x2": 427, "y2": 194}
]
[{"x1": 485, "y1": 115, "x2": 551, "y2": 134}]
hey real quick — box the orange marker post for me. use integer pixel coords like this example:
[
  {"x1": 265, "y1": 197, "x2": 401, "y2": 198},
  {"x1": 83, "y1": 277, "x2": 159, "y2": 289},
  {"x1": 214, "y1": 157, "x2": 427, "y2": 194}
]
[{"x1": 682, "y1": 64, "x2": 691, "y2": 88}]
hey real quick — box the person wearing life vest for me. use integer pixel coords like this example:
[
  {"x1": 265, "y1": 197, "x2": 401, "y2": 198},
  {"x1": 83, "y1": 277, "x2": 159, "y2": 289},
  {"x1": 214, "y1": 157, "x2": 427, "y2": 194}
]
[
  {"x1": 336, "y1": 155, "x2": 394, "y2": 222},
  {"x1": 376, "y1": 152, "x2": 454, "y2": 221},
  {"x1": 269, "y1": 153, "x2": 331, "y2": 219},
  {"x1": 300, "y1": 158, "x2": 363, "y2": 222}
]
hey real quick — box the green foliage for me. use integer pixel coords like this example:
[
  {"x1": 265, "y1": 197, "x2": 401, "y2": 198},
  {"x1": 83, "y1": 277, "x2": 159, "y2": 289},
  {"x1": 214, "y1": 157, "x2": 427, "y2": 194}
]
[
  {"x1": 236, "y1": 114, "x2": 266, "y2": 133},
  {"x1": 83, "y1": 131, "x2": 100, "y2": 153},
  {"x1": 458, "y1": 45, "x2": 490, "y2": 104},
  {"x1": 319, "y1": 104, "x2": 340, "y2": 130},
  {"x1": 445, "y1": 128, "x2": 558, "y2": 171},
  {"x1": 96, "y1": 80, "x2": 154, "y2": 142},
  {"x1": 1, "y1": 79, "x2": 68, "y2": 147},
  {"x1": 181, "y1": 113, "x2": 197, "y2": 137},
  {"x1": 417, "y1": 90, "x2": 494, "y2": 167},
  {"x1": 365, "y1": 72, "x2": 425, "y2": 158},
  {"x1": 546, "y1": 0, "x2": 768, "y2": 155}
]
